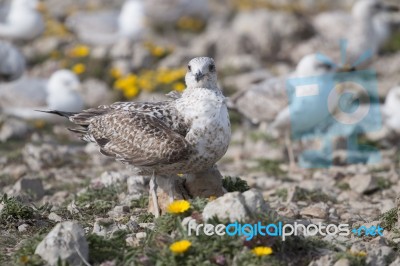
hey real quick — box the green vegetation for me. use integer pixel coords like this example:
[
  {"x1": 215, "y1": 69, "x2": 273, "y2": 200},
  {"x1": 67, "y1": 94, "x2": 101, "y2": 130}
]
[
  {"x1": 222, "y1": 176, "x2": 250, "y2": 193},
  {"x1": 380, "y1": 207, "x2": 398, "y2": 231},
  {"x1": 254, "y1": 159, "x2": 286, "y2": 177}
]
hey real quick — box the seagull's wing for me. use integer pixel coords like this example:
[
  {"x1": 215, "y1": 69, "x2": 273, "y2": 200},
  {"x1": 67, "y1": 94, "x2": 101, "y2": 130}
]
[
  {"x1": 230, "y1": 76, "x2": 288, "y2": 123},
  {"x1": 57, "y1": 102, "x2": 191, "y2": 166}
]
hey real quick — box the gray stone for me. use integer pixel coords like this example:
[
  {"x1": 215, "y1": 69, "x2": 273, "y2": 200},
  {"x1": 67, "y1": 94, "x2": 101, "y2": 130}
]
[
  {"x1": 300, "y1": 203, "x2": 329, "y2": 219},
  {"x1": 12, "y1": 178, "x2": 44, "y2": 200},
  {"x1": 35, "y1": 221, "x2": 89, "y2": 266},
  {"x1": 242, "y1": 189, "x2": 269, "y2": 214}
]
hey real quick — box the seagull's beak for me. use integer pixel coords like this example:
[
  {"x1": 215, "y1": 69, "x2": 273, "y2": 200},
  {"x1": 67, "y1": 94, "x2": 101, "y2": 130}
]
[
  {"x1": 195, "y1": 71, "x2": 205, "y2": 82},
  {"x1": 337, "y1": 64, "x2": 356, "y2": 73}
]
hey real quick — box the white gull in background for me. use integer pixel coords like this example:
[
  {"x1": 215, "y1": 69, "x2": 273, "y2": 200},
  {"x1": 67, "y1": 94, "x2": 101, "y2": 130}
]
[
  {"x1": 230, "y1": 54, "x2": 339, "y2": 169},
  {"x1": 66, "y1": 0, "x2": 145, "y2": 46},
  {"x1": 144, "y1": 0, "x2": 209, "y2": 26},
  {"x1": 0, "y1": 0, "x2": 45, "y2": 41},
  {"x1": 382, "y1": 86, "x2": 400, "y2": 134},
  {"x1": 0, "y1": 41, "x2": 25, "y2": 82},
  {"x1": 0, "y1": 70, "x2": 84, "y2": 120},
  {"x1": 293, "y1": 0, "x2": 399, "y2": 65}
]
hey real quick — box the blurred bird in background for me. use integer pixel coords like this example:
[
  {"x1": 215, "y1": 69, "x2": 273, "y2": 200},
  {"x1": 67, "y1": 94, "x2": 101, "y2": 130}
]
[
  {"x1": 0, "y1": 69, "x2": 84, "y2": 120},
  {"x1": 0, "y1": 0, "x2": 44, "y2": 41}
]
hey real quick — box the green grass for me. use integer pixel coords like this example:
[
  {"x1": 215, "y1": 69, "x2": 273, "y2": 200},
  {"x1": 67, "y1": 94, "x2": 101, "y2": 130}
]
[
  {"x1": 87, "y1": 230, "x2": 128, "y2": 264},
  {"x1": 222, "y1": 176, "x2": 250, "y2": 193},
  {"x1": 380, "y1": 207, "x2": 398, "y2": 231},
  {"x1": 293, "y1": 188, "x2": 336, "y2": 204},
  {"x1": 75, "y1": 185, "x2": 121, "y2": 216},
  {"x1": 0, "y1": 194, "x2": 36, "y2": 228},
  {"x1": 334, "y1": 252, "x2": 367, "y2": 266},
  {"x1": 253, "y1": 159, "x2": 285, "y2": 177}
]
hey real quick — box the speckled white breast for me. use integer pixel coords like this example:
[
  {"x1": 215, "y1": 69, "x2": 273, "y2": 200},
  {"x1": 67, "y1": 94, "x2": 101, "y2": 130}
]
[{"x1": 175, "y1": 87, "x2": 231, "y2": 171}]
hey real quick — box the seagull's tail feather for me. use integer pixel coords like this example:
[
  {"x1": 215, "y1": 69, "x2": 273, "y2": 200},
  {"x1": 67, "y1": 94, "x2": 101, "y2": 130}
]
[{"x1": 35, "y1": 110, "x2": 77, "y2": 120}]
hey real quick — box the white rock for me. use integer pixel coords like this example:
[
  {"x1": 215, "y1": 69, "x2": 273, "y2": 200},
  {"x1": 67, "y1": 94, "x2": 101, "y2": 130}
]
[
  {"x1": 127, "y1": 175, "x2": 148, "y2": 195},
  {"x1": 300, "y1": 203, "x2": 329, "y2": 219},
  {"x1": 136, "y1": 232, "x2": 147, "y2": 239},
  {"x1": 202, "y1": 192, "x2": 248, "y2": 222},
  {"x1": 333, "y1": 258, "x2": 350, "y2": 266},
  {"x1": 48, "y1": 212, "x2": 63, "y2": 222},
  {"x1": 18, "y1": 224, "x2": 29, "y2": 232},
  {"x1": 349, "y1": 175, "x2": 377, "y2": 194},
  {"x1": 202, "y1": 189, "x2": 268, "y2": 222},
  {"x1": 35, "y1": 221, "x2": 89, "y2": 266}
]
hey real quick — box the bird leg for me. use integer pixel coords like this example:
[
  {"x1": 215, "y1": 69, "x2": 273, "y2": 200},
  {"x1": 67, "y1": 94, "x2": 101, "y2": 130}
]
[
  {"x1": 285, "y1": 132, "x2": 297, "y2": 172},
  {"x1": 148, "y1": 175, "x2": 189, "y2": 216},
  {"x1": 149, "y1": 172, "x2": 160, "y2": 218}
]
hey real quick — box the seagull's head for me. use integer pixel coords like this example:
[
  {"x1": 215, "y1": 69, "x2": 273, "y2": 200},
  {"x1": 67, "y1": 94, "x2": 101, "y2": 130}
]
[
  {"x1": 295, "y1": 54, "x2": 336, "y2": 77},
  {"x1": 47, "y1": 70, "x2": 81, "y2": 95},
  {"x1": 185, "y1": 57, "x2": 218, "y2": 89},
  {"x1": 352, "y1": 0, "x2": 398, "y2": 20}
]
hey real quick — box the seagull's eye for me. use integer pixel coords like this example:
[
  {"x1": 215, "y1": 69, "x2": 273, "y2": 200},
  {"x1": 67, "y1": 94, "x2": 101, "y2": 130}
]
[
  {"x1": 188, "y1": 65, "x2": 191, "y2": 72},
  {"x1": 209, "y1": 64, "x2": 215, "y2": 72}
]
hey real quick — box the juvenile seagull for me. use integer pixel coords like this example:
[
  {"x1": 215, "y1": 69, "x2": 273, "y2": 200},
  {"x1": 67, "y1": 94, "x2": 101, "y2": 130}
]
[
  {"x1": 42, "y1": 57, "x2": 231, "y2": 216},
  {"x1": 0, "y1": 41, "x2": 25, "y2": 82},
  {"x1": 0, "y1": 0, "x2": 45, "y2": 41}
]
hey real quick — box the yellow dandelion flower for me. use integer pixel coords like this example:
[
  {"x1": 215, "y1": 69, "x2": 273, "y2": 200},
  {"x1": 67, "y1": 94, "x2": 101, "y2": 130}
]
[
  {"x1": 152, "y1": 46, "x2": 165, "y2": 57},
  {"x1": 173, "y1": 82, "x2": 185, "y2": 92},
  {"x1": 170, "y1": 240, "x2": 191, "y2": 254},
  {"x1": 177, "y1": 173, "x2": 184, "y2": 177},
  {"x1": 208, "y1": 196, "x2": 217, "y2": 201},
  {"x1": 20, "y1": 255, "x2": 29, "y2": 264},
  {"x1": 69, "y1": 44, "x2": 90, "y2": 58},
  {"x1": 110, "y1": 68, "x2": 122, "y2": 79},
  {"x1": 50, "y1": 50, "x2": 60, "y2": 59},
  {"x1": 138, "y1": 77, "x2": 153, "y2": 91},
  {"x1": 252, "y1": 246, "x2": 273, "y2": 256},
  {"x1": 351, "y1": 251, "x2": 367, "y2": 257},
  {"x1": 167, "y1": 200, "x2": 190, "y2": 214},
  {"x1": 123, "y1": 85, "x2": 140, "y2": 98},
  {"x1": 33, "y1": 120, "x2": 46, "y2": 129},
  {"x1": 72, "y1": 63, "x2": 86, "y2": 75}
]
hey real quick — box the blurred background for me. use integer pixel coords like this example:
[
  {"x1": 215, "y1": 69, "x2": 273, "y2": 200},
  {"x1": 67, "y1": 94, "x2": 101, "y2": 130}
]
[{"x1": 1, "y1": 0, "x2": 400, "y2": 265}]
